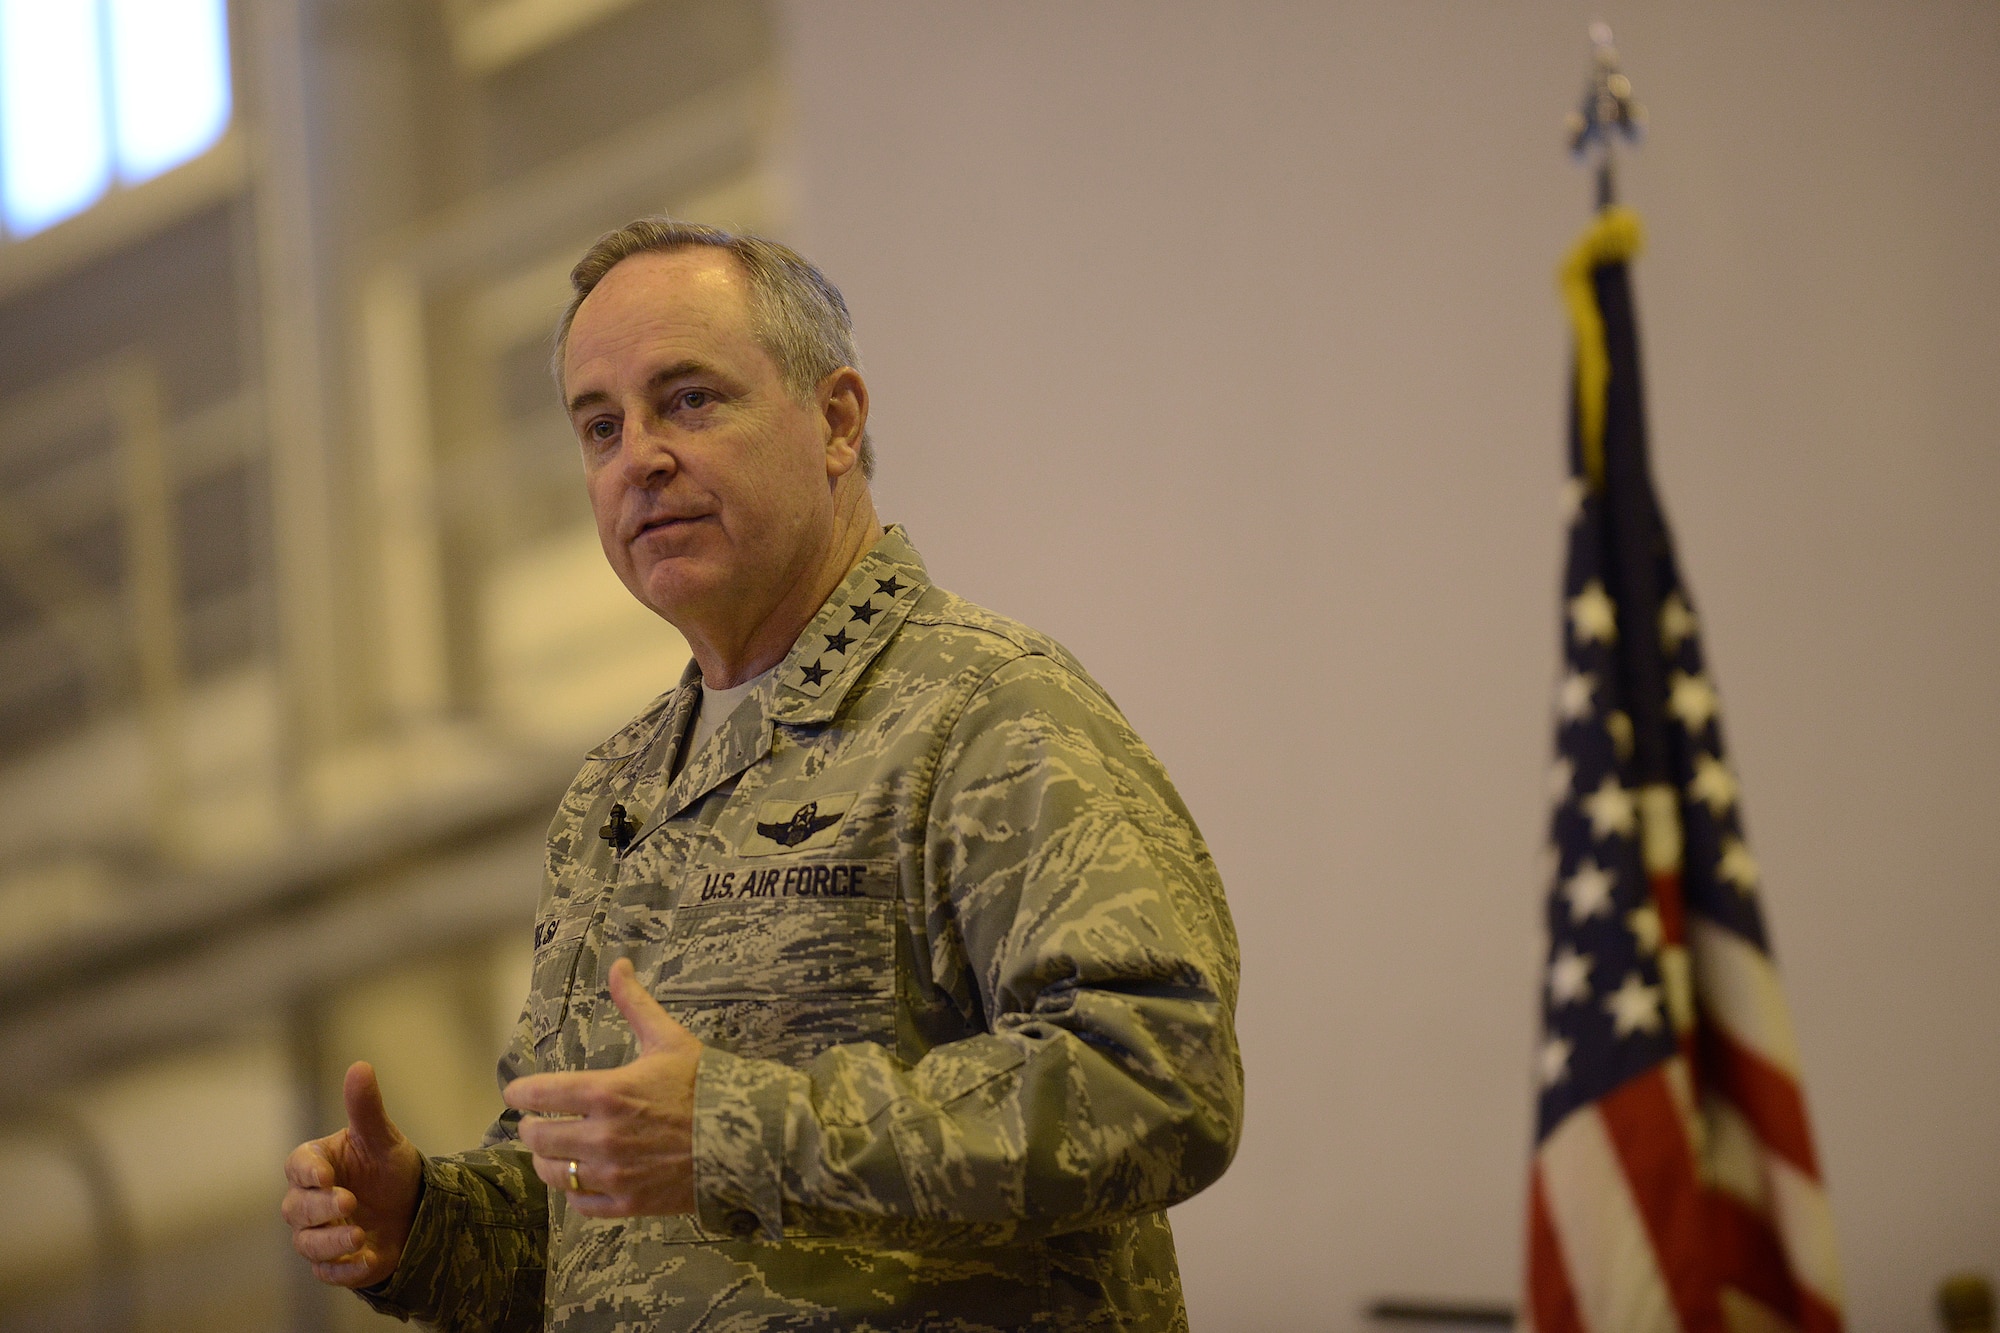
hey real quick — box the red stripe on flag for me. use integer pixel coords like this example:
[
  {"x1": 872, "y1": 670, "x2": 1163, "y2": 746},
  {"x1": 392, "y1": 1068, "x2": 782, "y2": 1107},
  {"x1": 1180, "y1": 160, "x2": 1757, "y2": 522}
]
[
  {"x1": 1651, "y1": 870, "x2": 1701, "y2": 1072},
  {"x1": 1705, "y1": 1190, "x2": 1800, "y2": 1319},
  {"x1": 1527, "y1": 1165, "x2": 1588, "y2": 1333},
  {"x1": 1598, "y1": 1068, "x2": 1726, "y2": 1333},
  {"x1": 1705, "y1": 1190, "x2": 1844, "y2": 1330},
  {"x1": 1698, "y1": 1023, "x2": 1822, "y2": 1179},
  {"x1": 1649, "y1": 869, "x2": 1688, "y2": 947}
]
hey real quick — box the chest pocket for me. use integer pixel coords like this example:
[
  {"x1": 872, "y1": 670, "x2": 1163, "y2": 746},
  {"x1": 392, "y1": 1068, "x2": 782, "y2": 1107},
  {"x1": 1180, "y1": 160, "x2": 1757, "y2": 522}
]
[
  {"x1": 527, "y1": 915, "x2": 590, "y2": 1063},
  {"x1": 656, "y1": 858, "x2": 898, "y2": 1064}
]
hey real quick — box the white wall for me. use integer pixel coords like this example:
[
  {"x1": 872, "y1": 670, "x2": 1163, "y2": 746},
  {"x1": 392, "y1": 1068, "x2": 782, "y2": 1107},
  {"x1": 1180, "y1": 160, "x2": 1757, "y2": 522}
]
[{"x1": 778, "y1": 4, "x2": 2000, "y2": 1329}]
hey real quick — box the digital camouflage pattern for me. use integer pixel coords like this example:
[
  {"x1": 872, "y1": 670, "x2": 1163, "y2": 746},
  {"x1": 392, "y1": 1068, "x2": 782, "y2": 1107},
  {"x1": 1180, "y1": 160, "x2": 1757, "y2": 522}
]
[{"x1": 362, "y1": 527, "x2": 1243, "y2": 1331}]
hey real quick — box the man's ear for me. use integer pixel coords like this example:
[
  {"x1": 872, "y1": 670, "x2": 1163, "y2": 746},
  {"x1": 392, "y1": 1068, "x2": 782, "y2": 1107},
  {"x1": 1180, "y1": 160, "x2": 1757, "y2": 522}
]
[{"x1": 820, "y1": 367, "x2": 869, "y2": 478}]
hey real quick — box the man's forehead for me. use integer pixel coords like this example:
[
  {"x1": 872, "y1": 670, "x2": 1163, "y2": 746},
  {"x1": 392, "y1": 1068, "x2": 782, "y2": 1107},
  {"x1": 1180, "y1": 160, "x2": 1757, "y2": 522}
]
[
  {"x1": 590, "y1": 247, "x2": 749, "y2": 318},
  {"x1": 564, "y1": 248, "x2": 761, "y2": 384}
]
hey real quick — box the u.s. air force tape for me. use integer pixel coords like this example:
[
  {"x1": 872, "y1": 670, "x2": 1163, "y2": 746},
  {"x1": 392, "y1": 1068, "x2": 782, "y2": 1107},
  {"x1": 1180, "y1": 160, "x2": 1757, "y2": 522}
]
[{"x1": 689, "y1": 860, "x2": 893, "y2": 904}]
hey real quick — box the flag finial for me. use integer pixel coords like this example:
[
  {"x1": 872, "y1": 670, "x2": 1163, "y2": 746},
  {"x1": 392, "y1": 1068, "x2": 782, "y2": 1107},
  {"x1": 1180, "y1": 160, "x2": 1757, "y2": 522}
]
[{"x1": 1566, "y1": 23, "x2": 1646, "y2": 212}]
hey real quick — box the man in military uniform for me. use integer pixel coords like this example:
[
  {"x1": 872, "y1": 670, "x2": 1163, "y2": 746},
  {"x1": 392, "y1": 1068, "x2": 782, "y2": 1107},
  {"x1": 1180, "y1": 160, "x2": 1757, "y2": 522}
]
[{"x1": 281, "y1": 219, "x2": 1243, "y2": 1331}]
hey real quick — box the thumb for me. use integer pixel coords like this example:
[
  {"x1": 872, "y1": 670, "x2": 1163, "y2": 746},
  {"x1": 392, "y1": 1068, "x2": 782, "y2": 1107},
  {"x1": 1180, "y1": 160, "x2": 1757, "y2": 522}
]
[
  {"x1": 609, "y1": 957, "x2": 688, "y2": 1056},
  {"x1": 342, "y1": 1061, "x2": 402, "y2": 1152}
]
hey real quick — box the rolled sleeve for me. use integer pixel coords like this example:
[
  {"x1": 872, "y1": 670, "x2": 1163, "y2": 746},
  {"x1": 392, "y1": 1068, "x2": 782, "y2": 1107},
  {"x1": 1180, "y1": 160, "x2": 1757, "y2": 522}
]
[
  {"x1": 692, "y1": 1045, "x2": 801, "y2": 1242},
  {"x1": 355, "y1": 1148, "x2": 546, "y2": 1332}
]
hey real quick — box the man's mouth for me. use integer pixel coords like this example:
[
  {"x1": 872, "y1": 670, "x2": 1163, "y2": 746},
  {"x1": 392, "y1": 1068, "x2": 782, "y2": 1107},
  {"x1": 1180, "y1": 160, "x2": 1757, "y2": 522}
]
[{"x1": 633, "y1": 513, "x2": 705, "y2": 541}]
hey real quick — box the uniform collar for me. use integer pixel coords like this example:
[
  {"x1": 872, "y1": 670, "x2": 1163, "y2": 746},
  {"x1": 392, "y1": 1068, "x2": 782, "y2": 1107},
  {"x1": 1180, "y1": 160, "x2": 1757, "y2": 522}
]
[
  {"x1": 766, "y1": 524, "x2": 930, "y2": 725},
  {"x1": 586, "y1": 526, "x2": 931, "y2": 843},
  {"x1": 584, "y1": 680, "x2": 690, "y2": 764},
  {"x1": 582, "y1": 526, "x2": 927, "y2": 760}
]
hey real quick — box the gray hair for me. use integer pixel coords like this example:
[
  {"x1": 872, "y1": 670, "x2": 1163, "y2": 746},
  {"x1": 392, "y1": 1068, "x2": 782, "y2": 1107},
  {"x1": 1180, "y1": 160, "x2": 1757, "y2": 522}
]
[{"x1": 554, "y1": 218, "x2": 873, "y2": 478}]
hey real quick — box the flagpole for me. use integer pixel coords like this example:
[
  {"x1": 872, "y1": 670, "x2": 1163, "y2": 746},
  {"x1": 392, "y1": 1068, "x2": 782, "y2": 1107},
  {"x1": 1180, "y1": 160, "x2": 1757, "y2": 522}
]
[{"x1": 1565, "y1": 22, "x2": 1645, "y2": 213}]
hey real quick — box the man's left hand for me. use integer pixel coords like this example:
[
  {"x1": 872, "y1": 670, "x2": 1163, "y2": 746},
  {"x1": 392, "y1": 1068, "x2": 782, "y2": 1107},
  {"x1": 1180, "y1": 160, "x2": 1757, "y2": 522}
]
[{"x1": 506, "y1": 956, "x2": 702, "y2": 1218}]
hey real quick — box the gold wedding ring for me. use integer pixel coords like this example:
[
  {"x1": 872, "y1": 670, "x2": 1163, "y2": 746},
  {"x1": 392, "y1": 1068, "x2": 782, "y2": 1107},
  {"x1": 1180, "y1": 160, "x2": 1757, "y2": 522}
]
[{"x1": 566, "y1": 1159, "x2": 582, "y2": 1193}]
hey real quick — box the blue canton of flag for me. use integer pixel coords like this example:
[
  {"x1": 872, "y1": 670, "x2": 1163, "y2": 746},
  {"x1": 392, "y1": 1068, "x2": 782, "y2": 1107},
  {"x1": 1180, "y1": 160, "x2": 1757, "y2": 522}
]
[{"x1": 1536, "y1": 470, "x2": 1680, "y2": 1133}]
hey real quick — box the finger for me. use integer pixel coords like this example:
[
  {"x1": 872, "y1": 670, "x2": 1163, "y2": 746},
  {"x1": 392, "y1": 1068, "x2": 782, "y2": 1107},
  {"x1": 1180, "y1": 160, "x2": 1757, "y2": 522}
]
[
  {"x1": 608, "y1": 957, "x2": 690, "y2": 1056},
  {"x1": 281, "y1": 1185, "x2": 356, "y2": 1229},
  {"x1": 284, "y1": 1141, "x2": 336, "y2": 1190},
  {"x1": 310, "y1": 1254, "x2": 383, "y2": 1289},
  {"x1": 528, "y1": 1151, "x2": 593, "y2": 1196},
  {"x1": 504, "y1": 1070, "x2": 603, "y2": 1117},
  {"x1": 293, "y1": 1222, "x2": 367, "y2": 1263},
  {"x1": 564, "y1": 1188, "x2": 634, "y2": 1219},
  {"x1": 342, "y1": 1061, "x2": 400, "y2": 1152},
  {"x1": 529, "y1": 1150, "x2": 634, "y2": 1203},
  {"x1": 517, "y1": 1113, "x2": 608, "y2": 1162},
  {"x1": 537, "y1": 1162, "x2": 633, "y2": 1218}
]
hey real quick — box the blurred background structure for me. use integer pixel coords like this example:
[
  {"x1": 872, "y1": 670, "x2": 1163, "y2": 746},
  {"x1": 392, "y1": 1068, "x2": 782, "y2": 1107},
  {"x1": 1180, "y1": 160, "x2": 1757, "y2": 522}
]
[
  {"x1": 0, "y1": 0, "x2": 762, "y2": 1326},
  {"x1": 0, "y1": 2, "x2": 1994, "y2": 1330}
]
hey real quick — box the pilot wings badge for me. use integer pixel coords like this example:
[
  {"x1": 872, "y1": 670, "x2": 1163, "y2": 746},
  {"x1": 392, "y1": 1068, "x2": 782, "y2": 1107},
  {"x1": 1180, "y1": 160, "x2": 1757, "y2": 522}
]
[{"x1": 745, "y1": 792, "x2": 855, "y2": 855}]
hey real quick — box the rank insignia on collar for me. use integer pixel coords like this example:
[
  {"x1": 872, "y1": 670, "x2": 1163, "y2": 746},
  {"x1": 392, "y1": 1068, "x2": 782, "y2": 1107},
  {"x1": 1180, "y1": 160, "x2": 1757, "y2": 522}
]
[{"x1": 742, "y1": 792, "x2": 856, "y2": 856}]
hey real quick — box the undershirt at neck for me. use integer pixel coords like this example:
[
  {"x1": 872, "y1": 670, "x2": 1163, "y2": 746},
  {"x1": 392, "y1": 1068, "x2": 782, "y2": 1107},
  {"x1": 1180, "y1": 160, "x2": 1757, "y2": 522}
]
[{"x1": 683, "y1": 665, "x2": 775, "y2": 768}]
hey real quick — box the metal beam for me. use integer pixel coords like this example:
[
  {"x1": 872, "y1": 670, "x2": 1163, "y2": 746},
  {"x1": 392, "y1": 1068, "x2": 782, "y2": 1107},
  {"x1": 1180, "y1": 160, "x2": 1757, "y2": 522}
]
[
  {"x1": 10, "y1": 390, "x2": 261, "y2": 539},
  {"x1": 0, "y1": 758, "x2": 569, "y2": 1019},
  {"x1": 0, "y1": 810, "x2": 549, "y2": 1098},
  {"x1": 244, "y1": 0, "x2": 341, "y2": 819},
  {"x1": 0, "y1": 488, "x2": 125, "y2": 717},
  {"x1": 115, "y1": 364, "x2": 189, "y2": 858}
]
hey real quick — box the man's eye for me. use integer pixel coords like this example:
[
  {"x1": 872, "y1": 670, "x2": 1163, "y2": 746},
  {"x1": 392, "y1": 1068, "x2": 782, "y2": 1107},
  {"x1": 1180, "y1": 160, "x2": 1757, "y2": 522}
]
[
  {"x1": 586, "y1": 419, "x2": 616, "y2": 442},
  {"x1": 677, "y1": 390, "x2": 711, "y2": 410}
]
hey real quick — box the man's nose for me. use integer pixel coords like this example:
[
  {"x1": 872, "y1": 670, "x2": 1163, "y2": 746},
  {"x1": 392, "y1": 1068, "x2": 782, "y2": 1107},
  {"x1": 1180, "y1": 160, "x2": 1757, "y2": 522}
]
[{"x1": 619, "y1": 418, "x2": 677, "y2": 485}]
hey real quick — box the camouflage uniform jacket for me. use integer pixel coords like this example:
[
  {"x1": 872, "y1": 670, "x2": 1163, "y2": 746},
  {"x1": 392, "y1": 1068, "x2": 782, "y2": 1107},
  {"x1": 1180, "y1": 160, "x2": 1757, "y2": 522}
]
[{"x1": 362, "y1": 527, "x2": 1243, "y2": 1331}]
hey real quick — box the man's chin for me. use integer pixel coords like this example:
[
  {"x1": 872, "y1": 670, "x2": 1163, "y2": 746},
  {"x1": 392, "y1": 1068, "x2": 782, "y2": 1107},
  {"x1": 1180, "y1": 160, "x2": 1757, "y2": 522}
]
[{"x1": 634, "y1": 560, "x2": 726, "y2": 624}]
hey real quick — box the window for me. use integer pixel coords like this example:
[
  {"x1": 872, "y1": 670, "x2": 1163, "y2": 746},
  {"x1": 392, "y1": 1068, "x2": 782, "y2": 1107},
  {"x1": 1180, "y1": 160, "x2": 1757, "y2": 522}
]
[{"x1": 0, "y1": 0, "x2": 231, "y2": 239}]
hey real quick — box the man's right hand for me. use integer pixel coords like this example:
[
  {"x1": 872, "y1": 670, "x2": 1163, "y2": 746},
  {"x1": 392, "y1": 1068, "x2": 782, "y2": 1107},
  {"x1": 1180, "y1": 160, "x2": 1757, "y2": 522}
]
[{"x1": 281, "y1": 1060, "x2": 423, "y2": 1289}]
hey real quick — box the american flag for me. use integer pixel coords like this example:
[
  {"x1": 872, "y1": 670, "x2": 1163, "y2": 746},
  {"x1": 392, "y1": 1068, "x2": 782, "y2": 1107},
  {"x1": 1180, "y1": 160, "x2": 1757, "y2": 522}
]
[{"x1": 1523, "y1": 208, "x2": 1845, "y2": 1333}]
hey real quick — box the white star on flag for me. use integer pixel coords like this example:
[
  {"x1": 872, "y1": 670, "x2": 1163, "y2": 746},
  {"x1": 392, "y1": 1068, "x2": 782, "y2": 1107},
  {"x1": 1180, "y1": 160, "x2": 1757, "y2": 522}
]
[
  {"x1": 1538, "y1": 1035, "x2": 1574, "y2": 1088},
  {"x1": 1568, "y1": 580, "x2": 1619, "y2": 645},
  {"x1": 1718, "y1": 838, "x2": 1761, "y2": 893},
  {"x1": 1668, "y1": 671, "x2": 1719, "y2": 732},
  {"x1": 1659, "y1": 591, "x2": 1698, "y2": 652},
  {"x1": 1548, "y1": 946, "x2": 1594, "y2": 1005},
  {"x1": 1559, "y1": 477, "x2": 1587, "y2": 523},
  {"x1": 1626, "y1": 904, "x2": 1662, "y2": 954},
  {"x1": 1581, "y1": 776, "x2": 1637, "y2": 839},
  {"x1": 1689, "y1": 753, "x2": 1740, "y2": 816},
  {"x1": 1605, "y1": 709, "x2": 1635, "y2": 760},
  {"x1": 1557, "y1": 670, "x2": 1596, "y2": 722},
  {"x1": 1564, "y1": 858, "x2": 1616, "y2": 922},
  {"x1": 1604, "y1": 971, "x2": 1665, "y2": 1037}
]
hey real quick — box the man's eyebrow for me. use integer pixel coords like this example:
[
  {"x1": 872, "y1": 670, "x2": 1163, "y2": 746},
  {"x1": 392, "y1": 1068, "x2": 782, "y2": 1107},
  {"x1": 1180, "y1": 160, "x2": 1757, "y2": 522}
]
[
  {"x1": 565, "y1": 388, "x2": 610, "y2": 417},
  {"x1": 565, "y1": 361, "x2": 718, "y2": 418}
]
